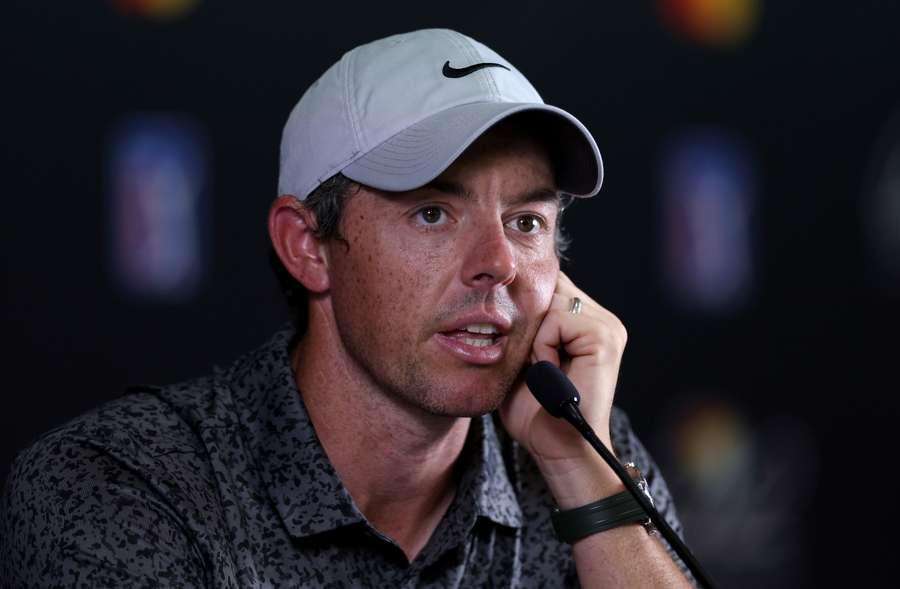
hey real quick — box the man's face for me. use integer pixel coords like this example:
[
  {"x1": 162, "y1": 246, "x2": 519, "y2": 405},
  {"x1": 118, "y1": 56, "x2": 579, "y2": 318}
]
[{"x1": 324, "y1": 125, "x2": 560, "y2": 417}]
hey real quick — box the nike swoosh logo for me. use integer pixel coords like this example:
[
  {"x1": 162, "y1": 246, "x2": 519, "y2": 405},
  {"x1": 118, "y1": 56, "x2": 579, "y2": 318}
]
[{"x1": 442, "y1": 60, "x2": 511, "y2": 78}]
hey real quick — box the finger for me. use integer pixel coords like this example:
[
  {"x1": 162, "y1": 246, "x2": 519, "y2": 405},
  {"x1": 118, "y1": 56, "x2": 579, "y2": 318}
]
[
  {"x1": 530, "y1": 302, "x2": 561, "y2": 366},
  {"x1": 550, "y1": 275, "x2": 622, "y2": 331},
  {"x1": 532, "y1": 275, "x2": 588, "y2": 364},
  {"x1": 535, "y1": 293, "x2": 627, "y2": 365},
  {"x1": 552, "y1": 273, "x2": 602, "y2": 315},
  {"x1": 531, "y1": 295, "x2": 588, "y2": 364},
  {"x1": 556, "y1": 271, "x2": 577, "y2": 293}
]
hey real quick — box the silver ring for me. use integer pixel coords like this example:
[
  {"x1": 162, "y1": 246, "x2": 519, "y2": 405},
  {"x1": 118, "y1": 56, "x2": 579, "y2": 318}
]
[{"x1": 569, "y1": 297, "x2": 583, "y2": 315}]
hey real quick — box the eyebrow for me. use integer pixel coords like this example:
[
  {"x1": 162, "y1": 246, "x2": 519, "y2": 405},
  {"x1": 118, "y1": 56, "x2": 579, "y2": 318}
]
[{"x1": 424, "y1": 179, "x2": 562, "y2": 207}]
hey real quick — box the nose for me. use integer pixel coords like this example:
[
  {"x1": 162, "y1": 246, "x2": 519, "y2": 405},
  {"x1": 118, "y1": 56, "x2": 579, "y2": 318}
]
[{"x1": 460, "y1": 219, "x2": 517, "y2": 289}]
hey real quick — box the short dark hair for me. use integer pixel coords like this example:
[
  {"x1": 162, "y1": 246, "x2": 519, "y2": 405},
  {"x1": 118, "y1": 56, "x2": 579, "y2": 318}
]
[{"x1": 269, "y1": 173, "x2": 573, "y2": 333}]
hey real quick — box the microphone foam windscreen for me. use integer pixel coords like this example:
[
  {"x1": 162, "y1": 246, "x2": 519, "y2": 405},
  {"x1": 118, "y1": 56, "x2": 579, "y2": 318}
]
[{"x1": 525, "y1": 361, "x2": 581, "y2": 418}]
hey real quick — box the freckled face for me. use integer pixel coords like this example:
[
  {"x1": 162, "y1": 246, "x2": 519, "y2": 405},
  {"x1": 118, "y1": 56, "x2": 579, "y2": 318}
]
[{"x1": 324, "y1": 126, "x2": 560, "y2": 416}]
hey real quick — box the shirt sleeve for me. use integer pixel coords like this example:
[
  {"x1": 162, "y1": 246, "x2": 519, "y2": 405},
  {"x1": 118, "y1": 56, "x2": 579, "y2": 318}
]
[{"x1": 1, "y1": 431, "x2": 208, "y2": 589}]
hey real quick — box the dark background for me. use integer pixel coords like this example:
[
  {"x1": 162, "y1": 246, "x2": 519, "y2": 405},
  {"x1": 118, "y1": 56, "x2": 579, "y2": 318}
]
[{"x1": 3, "y1": 1, "x2": 899, "y2": 587}]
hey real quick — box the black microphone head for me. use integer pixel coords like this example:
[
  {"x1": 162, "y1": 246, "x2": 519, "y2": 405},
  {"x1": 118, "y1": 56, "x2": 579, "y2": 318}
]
[{"x1": 525, "y1": 361, "x2": 581, "y2": 418}]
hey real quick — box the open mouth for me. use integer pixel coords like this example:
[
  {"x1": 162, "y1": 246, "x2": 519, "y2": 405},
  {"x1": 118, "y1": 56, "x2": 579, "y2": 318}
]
[
  {"x1": 440, "y1": 323, "x2": 501, "y2": 347},
  {"x1": 434, "y1": 318, "x2": 509, "y2": 365}
]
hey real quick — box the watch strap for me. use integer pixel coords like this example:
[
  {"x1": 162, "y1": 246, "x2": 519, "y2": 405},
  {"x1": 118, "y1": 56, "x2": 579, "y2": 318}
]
[{"x1": 551, "y1": 489, "x2": 647, "y2": 543}]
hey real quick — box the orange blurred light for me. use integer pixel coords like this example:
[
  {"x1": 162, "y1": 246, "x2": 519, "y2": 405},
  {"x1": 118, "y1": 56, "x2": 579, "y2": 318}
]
[
  {"x1": 659, "y1": 0, "x2": 760, "y2": 47},
  {"x1": 109, "y1": 0, "x2": 200, "y2": 20},
  {"x1": 674, "y1": 401, "x2": 748, "y2": 484}
]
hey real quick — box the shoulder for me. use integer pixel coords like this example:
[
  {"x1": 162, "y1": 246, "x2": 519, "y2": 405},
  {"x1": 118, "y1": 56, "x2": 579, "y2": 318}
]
[
  {"x1": 0, "y1": 381, "x2": 227, "y2": 587},
  {"x1": 11, "y1": 378, "x2": 220, "y2": 475},
  {"x1": 2, "y1": 375, "x2": 234, "y2": 515}
]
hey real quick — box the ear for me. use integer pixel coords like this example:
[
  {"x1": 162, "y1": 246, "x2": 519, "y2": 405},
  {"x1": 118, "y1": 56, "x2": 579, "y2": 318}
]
[{"x1": 268, "y1": 195, "x2": 330, "y2": 293}]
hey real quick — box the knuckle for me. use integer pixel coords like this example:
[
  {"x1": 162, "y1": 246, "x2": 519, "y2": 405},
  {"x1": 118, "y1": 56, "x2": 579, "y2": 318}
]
[
  {"x1": 595, "y1": 318, "x2": 627, "y2": 354},
  {"x1": 600, "y1": 313, "x2": 627, "y2": 345}
]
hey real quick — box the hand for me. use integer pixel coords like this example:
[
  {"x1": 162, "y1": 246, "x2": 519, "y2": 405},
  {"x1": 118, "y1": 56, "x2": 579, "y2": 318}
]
[{"x1": 500, "y1": 272, "x2": 628, "y2": 506}]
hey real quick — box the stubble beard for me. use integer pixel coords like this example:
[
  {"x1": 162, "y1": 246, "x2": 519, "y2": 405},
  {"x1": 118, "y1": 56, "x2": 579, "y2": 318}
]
[
  {"x1": 337, "y1": 291, "x2": 533, "y2": 418},
  {"x1": 343, "y1": 332, "x2": 529, "y2": 419},
  {"x1": 393, "y1": 356, "x2": 524, "y2": 417}
]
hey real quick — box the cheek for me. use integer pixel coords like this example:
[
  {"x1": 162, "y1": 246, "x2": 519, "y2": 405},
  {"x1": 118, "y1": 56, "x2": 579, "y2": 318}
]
[
  {"x1": 329, "y1": 222, "x2": 430, "y2": 338},
  {"x1": 328, "y1": 226, "x2": 386, "y2": 326},
  {"x1": 393, "y1": 228, "x2": 454, "y2": 293},
  {"x1": 521, "y1": 254, "x2": 560, "y2": 313}
]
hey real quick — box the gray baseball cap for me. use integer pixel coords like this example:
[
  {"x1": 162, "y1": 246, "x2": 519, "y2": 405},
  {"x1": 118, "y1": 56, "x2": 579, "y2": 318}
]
[{"x1": 278, "y1": 29, "x2": 603, "y2": 200}]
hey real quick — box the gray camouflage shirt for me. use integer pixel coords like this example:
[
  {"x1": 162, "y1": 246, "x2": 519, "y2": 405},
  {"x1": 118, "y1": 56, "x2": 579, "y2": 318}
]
[{"x1": 1, "y1": 326, "x2": 685, "y2": 588}]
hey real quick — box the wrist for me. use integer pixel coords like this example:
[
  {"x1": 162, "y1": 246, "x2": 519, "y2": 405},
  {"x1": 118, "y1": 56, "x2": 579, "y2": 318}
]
[
  {"x1": 537, "y1": 448, "x2": 624, "y2": 509},
  {"x1": 550, "y1": 463, "x2": 657, "y2": 543}
]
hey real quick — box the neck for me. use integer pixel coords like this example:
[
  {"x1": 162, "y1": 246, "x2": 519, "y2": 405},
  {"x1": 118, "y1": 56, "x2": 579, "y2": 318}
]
[{"x1": 292, "y1": 304, "x2": 471, "y2": 561}]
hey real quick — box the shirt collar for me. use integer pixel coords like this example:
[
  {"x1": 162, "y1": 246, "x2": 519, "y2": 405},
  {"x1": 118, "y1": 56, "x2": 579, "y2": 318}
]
[
  {"x1": 460, "y1": 414, "x2": 523, "y2": 529},
  {"x1": 223, "y1": 326, "x2": 365, "y2": 538},
  {"x1": 222, "y1": 324, "x2": 522, "y2": 540}
]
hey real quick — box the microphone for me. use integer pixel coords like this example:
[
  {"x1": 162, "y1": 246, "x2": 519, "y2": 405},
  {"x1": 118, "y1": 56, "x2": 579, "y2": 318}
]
[
  {"x1": 525, "y1": 361, "x2": 717, "y2": 589},
  {"x1": 525, "y1": 359, "x2": 581, "y2": 418}
]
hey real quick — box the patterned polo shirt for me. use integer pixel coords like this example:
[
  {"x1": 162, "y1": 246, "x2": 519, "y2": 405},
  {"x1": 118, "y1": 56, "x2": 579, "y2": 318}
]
[{"x1": 1, "y1": 326, "x2": 686, "y2": 588}]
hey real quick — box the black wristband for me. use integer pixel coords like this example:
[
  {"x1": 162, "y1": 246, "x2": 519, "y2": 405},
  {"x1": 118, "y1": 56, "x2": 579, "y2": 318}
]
[{"x1": 551, "y1": 490, "x2": 647, "y2": 543}]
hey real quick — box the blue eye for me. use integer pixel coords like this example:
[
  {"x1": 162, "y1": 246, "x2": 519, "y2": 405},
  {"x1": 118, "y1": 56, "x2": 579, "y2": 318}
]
[{"x1": 416, "y1": 206, "x2": 446, "y2": 225}]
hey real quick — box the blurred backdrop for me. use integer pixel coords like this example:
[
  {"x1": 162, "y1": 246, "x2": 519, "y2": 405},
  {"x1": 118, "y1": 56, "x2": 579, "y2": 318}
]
[{"x1": 3, "y1": 1, "x2": 899, "y2": 587}]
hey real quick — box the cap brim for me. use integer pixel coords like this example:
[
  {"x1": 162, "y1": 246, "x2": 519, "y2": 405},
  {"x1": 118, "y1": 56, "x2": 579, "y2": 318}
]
[{"x1": 341, "y1": 102, "x2": 603, "y2": 197}]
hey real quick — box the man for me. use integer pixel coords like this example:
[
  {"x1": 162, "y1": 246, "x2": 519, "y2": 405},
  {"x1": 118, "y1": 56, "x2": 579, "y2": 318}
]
[{"x1": 2, "y1": 29, "x2": 692, "y2": 587}]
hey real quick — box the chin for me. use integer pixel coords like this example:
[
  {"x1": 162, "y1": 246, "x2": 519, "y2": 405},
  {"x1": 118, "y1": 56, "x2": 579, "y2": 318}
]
[
  {"x1": 419, "y1": 398, "x2": 504, "y2": 419},
  {"x1": 412, "y1": 374, "x2": 515, "y2": 418}
]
